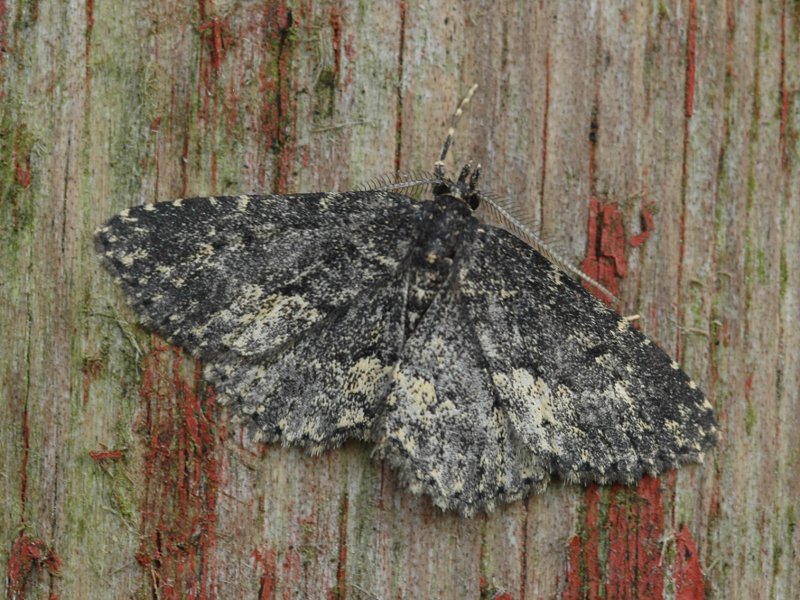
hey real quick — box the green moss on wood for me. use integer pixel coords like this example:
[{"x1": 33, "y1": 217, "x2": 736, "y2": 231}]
[
  {"x1": 756, "y1": 248, "x2": 768, "y2": 284},
  {"x1": 779, "y1": 251, "x2": 788, "y2": 298},
  {"x1": 313, "y1": 66, "x2": 338, "y2": 122},
  {"x1": 744, "y1": 403, "x2": 756, "y2": 435},
  {"x1": 11, "y1": 0, "x2": 40, "y2": 33}
]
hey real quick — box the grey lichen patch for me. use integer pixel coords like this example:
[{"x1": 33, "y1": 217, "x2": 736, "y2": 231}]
[{"x1": 95, "y1": 190, "x2": 718, "y2": 515}]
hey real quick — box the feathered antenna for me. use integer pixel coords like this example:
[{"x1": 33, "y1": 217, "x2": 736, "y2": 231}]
[{"x1": 357, "y1": 170, "x2": 438, "y2": 199}]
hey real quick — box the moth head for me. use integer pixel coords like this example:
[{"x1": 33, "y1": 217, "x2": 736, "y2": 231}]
[{"x1": 432, "y1": 161, "x2": 482, "y2": 211}]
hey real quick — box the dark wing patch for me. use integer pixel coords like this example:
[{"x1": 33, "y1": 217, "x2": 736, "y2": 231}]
[
  {"x1": 205, "y1": 261, "x2": 410, "y2": 449},
  {"x1": 457, "y1": 225, "x2": 718, "y2": 486},
  {"x1": 374, "y1": 260, "x2": 549, "y2": 515},
  {"x1": 95, "y1": 192, "x2": 424, "y2": 363}
]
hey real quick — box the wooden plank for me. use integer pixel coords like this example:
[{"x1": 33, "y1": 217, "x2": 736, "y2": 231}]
[{"x1": 1, "y1": 1, "x2": 798, "y2": 598}]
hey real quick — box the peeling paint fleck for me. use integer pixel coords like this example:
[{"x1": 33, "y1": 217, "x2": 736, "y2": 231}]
[
  {"x1": 630, "y1": 204, "x2": 656, "y2": 247},
  {"x1": 6, "y1": 535, "x2": 62, "y2": 600},
  {"x1": 564, "y1": 478, "x2": 674, "y2": 598},
  {"x1": 582, "y1": 198, "x2": 628, "y2": 299},
  {"x1": 135, "y1": 341, "x2": 222, "y2": 599},
  {"x1": 674, "y1": 525, "x2": 705, "y2": 600}
]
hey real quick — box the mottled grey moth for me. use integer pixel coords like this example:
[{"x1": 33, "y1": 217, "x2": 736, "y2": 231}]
[{"x1": 95, "y1": 88, "x2": 717, "y2": 515}]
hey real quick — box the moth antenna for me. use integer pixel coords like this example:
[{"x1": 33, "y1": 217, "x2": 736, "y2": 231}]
[
  {"x1": 434, "y1": 84, "x2": 479, "y2": 180},
  {"x1": 480, "y1": 194, "x2": 617, "y2": 302},
  {"x1": 486, "y1": 195, "x2": 537, "y2": 226},
  {"x1": 379, "y1": 179, "x2": 437, "y2": 193},
  {"x1": 358, "y1": 173, "x2": 439, "y2": 197},
  {"x1": 481, "y1": 190, "x2": 542, "y2": 232}
]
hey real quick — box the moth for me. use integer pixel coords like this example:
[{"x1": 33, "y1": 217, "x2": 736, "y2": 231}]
[{"x1": 95, "y1": 86, "x2": 717, "y2": 515}]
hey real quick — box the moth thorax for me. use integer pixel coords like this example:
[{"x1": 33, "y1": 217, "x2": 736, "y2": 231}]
[
  {"x1": 433, "y1": 180, "x2": 481, "y2": 210},
  {"x1": 432, "y1": 161, "x2": 482, "y2": 211}
]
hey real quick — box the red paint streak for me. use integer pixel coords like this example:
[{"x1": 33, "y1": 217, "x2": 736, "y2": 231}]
[
  {"x1": 674, "y1": 526, "x2": 705, "y2": 599},
  {"x1": 6, "y1": 387, "x2": 59, "y2": 599},
  {"x1": 204, "y1": 3, "x2": 247, "y2": 187},
  {"x1": 344, "y1": 33, "x2": 355, "y2": 61},
  {"x1": 329, "y1": 6, "x2": 342, "y2": 81},
  {"x1": 136, "y1": 342, "x2": 221, "y2": 599},
  {"x1": 260, "y1": 1, "x2": 296, "y2": 193},
  {"x1": 0, "y1": 0, "x2": 7, "y2": 59},
  {"x1": 181, "y1": 92, "x2": 191, "y2": 197},
  {"x1": 519, "y1": 505, "x2": 529, "y2": 600},
  {"x1": 605, "y1": 486, "x2": 632, "y2": 598},
  {"x1": 335, "y1": 495, "x2": 349, "y2": 599},
  {"x1": 15, "y1": 155, "x2": 31, "y2": 188},
  {"x1": 196, "y1": 0, "x2": 233, "y2": 193},
  {"x1": 634, "y1": 477, "x2": 665, "y2": 598},
  {"x1": 565, "y1": 484, "x2": 602, "y2": 599},
  {"x1": 564, "y1": 478, "x2": 666, "y2": 598},
  {"x1": 197, "y1": 13, "x2": 229, "y2": 75},
  {"x1": 394, "y1": 1, "x2": 407, "y2": 175},
  {"x1": 85, "y1": 0, "x2": 94, "y2": 93},
  {"x1": 565, "y1": 535, "x2": 584, "y2": 599},
  {"x1": 6, "y1": 535, "x2": 62, "y2": 600},
  {"x1": 81, "y1": 356, "x2": 103, "y2": 406},
  {"x1": 779, "y1": 0, "x2": 789, "y2": 168},
  {"x1": 538, "y1": 49, "x2": 550, "y2": 224},
  {"x1": 675, "y1": 0, "x2": 698, "y2": 359},
  {"x1": 343, "y1": 34, "x2": 355, "y2": 87},
  {"x1": 253, "y1": 548, "x2": 278, "y2": 600},
  {"x1": 601, "y1": 204, "x2": 628, "y2": 277},
  {"x1": 743, "y1": 373, "x2": 754, "y2": 400},
  {"x1": 685, "y1": 0, "x2": 696, "y2": 119},
  {"x1": 89, "y1": 449, "x2": 124, "y2": 462},
  {"x1": 629, "y1": 205, "x2": 656, "y2": 247},
  {"x1": 582, "y1": 198, "x2": 628, "y2": 299},
  {"x1": 584, "y1": 485, "x2": 602, "y2": 598}
]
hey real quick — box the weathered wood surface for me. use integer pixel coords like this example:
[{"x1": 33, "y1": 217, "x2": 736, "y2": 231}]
[{"x1": 1, "y1": 1, "x2": 798, "y2": 598}]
